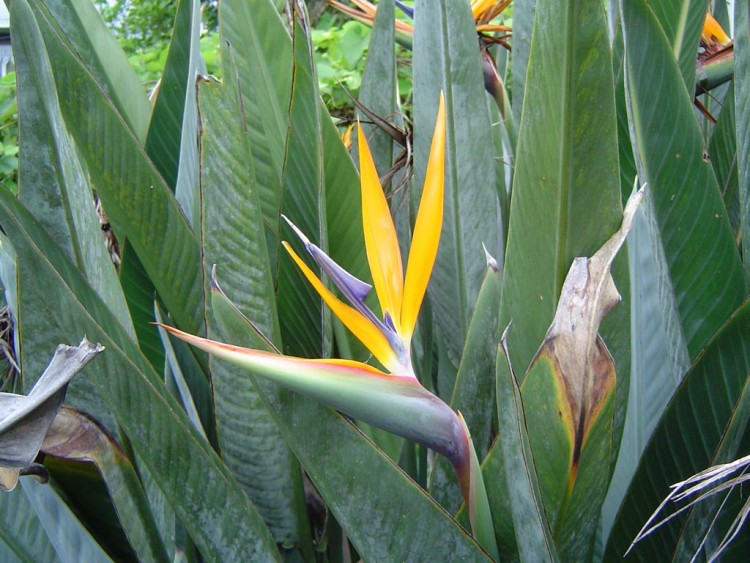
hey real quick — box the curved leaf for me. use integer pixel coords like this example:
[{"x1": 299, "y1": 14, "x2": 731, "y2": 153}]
[
  {"x1": 0, "y1": 341, "x2": 102, "y2": 476},
  {"x1": 620, "y1": 0, "x2": 746, "y2": 358},
  {"x1": 35, "y1": 0, "x2": 151, "y2": 139}
]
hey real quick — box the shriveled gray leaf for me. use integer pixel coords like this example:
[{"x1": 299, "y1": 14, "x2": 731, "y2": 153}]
[{"x1": 0, "y1": 340, "x2": 103, "y2": 489}]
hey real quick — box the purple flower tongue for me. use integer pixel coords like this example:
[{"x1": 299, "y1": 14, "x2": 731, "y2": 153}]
[
  {"x1": 395, "y1": 1, "x2": 414, "y2": 19},
  {"x1": 282, "y1": 216, "x2": 384, "y2": 331}
]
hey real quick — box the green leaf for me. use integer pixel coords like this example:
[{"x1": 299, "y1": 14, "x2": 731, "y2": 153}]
[
  {"x1": 495, "y1": 338, "x2": 558, "y2": 563},
  {"x1": 145, "y1": 0, "x2": 202, "y2": 226},
  {"x1": 116, "y1": 0, "x2": 203, "y2": 379},
  {"x1": 358, "y1": 0, "x2": 396, "y2": 177},
  {"x1": 601, "y1": 206, "x2": 683, "y2": 539},
  {"x1": 0, "y1": 190, "x2": 280, "y2": 561},
  {"x1": 710, "y1": 84, "x2": 740, "y2": 238},
  {"x1": 430, "y1": 266, "x2": 501, "y2": 513},
  {"x1": 199, "y1": 73, "x2": 310, "y2": 549},
  {"x1": 117, "y1": 247, "x2": 165, "y2": 372},
  {"x1": 620, "y1": 0, "x2": 746, "y2": 358},
  {"x1": 12, "y1": 0, "x2": 134, "y2": 373},
  {"x1": 34, "y1": 0, "x2": 151, "y2": 140},
  {"x1": 0, "y1": 484, "x2": 59, "y2": 562},
  {"x1": 672, "y1": 375, "x2": 750, "y2": 560},
  {"x1": 521, "y1": 339, "x2": 616, "y2": 560},
  {"x1": 510, "y1": 0, "x2": 535, "y2": 125},
  {"x1": 21, "y1": 479, "x2": 111, "y2": 563},
  {"x1": 412, "y1": 0, "x2": 500, "y2": 364},
  {"x1": 322, "y1": 108, "x2": 372, "y2": 364},
  {"x1": 155, "y1": 306, "x2": 208, "y2": 441},
  {"x1": 736, "y1": 0, "x2": 750, "y2": 280},
  {"x1": 277, "y1": 11, "x2": 329, "y2": 358},
  {"x1": 606, "y1": 299, "x2": 750, "y2": 559},
  {"x1": 646, "y1": 0, "x2": 709, "y2": 89},
  {"x1": 27, "y1": 0, "x2": 205, "y2": 337}
]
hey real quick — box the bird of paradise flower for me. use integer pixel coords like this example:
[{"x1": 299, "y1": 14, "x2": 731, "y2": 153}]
[{"x1": 160, "y1": 94, "x2": 499, "y2": 559}]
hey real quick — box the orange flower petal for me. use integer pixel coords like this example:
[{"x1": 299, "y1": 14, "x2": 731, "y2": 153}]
[
  {"x1": 358, "y1": 121, "x2": 405, "y2": 330},
  {"x1": 401, "y1": 94, "x2": 446, "y2": 341},
  {"x1": 283, "y1": 241, "x2": 399, "y2": 371}
]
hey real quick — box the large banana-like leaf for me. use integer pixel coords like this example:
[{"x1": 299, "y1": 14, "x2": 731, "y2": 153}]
[
  {"x1": 606, "y1": 299, "x2": 750, "y2": 559},
  {"x1": 218, "y1": 0, "x2": 291, "y2": 241},
  {"x1": 199, "y1": 70, "x2": 310, "y2": 548},
  {"x1": 646, "y1": 0, "x2": 709, "y2": 89},
  {"x1": 0, "y1": 484, "x2": 59, "y2": 561},
  {"x1": 0, "y1": 192, "x2": 280, "y2": 561},
  {"x1": 510, "y1": 0, "x2": 535, "y2": 126},
  {"x1": 412, "y1": 0, "x2": 499, "y2": 364},
  {"x1": 34, "y1": 0, "x2": 151, "y2": 139},
  {"x1": 277, "y1": 9, "x2": 329, "y2": 359},
  {"x1": 11, "y1": 0, "x2": 128, "y2": 428},
  {"x1": 620, "y1": 0, "x2": 746, "y2": 358},
  {"x1": 20, "y1": 479, "x2": 111, "y2": 563},
  {"x1": 736, "y1": 0, "x2": 750, "y2": 280},
  {"x1": 24, "y1": 0, "x2": 204, "y2": 338},
  {"x1": 209, "y1": 288, "x2": 491, "y2": 562}
]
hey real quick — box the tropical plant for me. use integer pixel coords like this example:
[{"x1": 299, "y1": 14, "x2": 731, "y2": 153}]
[{"x1": 0, "y1": 0, "x2": 748, "y2": 561}]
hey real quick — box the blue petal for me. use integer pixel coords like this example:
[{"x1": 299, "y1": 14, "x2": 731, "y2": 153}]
[{"x1": 395, "y1": 1, "x2": 414, "y2": 19}]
